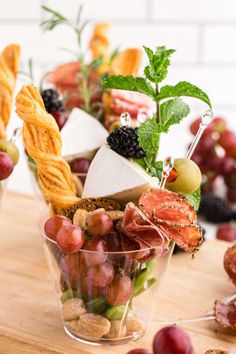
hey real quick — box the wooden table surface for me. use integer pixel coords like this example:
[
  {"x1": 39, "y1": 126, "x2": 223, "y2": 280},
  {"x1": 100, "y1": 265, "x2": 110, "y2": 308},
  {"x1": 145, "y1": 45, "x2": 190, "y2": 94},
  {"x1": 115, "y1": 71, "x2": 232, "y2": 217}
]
[{"x1": 0, "y1": 191, "x2": 235, "y2": 354}]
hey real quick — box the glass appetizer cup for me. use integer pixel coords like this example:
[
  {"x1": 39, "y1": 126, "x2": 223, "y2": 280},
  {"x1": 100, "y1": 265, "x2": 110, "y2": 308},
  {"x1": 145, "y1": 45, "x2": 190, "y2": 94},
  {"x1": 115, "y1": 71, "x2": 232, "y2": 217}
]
[{"x1": 39, "y1": 212, "x2": 174, "y2": 346}]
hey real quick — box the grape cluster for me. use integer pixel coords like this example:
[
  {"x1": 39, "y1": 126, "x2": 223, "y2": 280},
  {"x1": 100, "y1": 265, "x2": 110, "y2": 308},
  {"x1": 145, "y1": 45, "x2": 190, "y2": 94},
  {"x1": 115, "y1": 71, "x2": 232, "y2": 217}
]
[
  {"x1": 190, "y1": 116, "x2": 236, "y2": 240},
  {"x1": 44, "y1": 209, "x2": 134, "y2": 315},
  {"x1": 190, "y1": 116, "x2": 236, "y2": 200}
]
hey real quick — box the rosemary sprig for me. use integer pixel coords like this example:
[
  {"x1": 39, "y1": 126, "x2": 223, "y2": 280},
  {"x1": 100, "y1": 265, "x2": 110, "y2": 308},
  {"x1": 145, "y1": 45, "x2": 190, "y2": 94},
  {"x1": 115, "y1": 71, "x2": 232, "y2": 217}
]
[{"x1": 41, "y1": 4, "x2": 103, "y2": 116}]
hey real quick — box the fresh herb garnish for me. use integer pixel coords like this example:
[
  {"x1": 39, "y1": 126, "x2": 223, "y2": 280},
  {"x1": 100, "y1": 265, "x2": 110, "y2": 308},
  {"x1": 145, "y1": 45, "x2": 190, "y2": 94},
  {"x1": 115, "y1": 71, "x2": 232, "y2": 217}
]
[
  {"x1": 102, "y1": 45, "x2": 212, "y2": 167},
  {"x1": 41, "y1": 5, "x2": 104, "y2": 116},
  {"x1": 182, "y1": 188, "x2": 201, "y2": 211}
]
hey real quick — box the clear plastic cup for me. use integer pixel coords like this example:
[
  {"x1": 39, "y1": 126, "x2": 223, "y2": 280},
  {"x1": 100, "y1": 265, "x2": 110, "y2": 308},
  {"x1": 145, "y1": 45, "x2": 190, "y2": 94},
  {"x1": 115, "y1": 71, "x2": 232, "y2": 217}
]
[{"x1": 39, "y1": 212, "x2": 174, "y2": 346}]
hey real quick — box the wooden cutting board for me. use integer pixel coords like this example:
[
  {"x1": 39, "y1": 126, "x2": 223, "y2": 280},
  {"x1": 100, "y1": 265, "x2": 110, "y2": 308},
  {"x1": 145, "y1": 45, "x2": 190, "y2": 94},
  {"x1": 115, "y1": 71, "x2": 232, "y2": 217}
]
[{"x1": 0, "y1": 191, "x2": 235, "y2": 354}]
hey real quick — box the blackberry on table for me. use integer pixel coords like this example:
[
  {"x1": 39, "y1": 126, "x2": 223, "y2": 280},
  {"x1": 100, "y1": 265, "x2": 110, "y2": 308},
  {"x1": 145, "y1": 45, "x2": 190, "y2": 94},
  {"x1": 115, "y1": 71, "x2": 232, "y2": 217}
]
[
  {"x1": 107, "y1": 126, "x2": 146, "y2": 159},
  {"x1": 199, "y1": 194, "x2": 235, "y2": 223},
  {"x1": 41, "y1": 88, "x2": 65, "y2": 113}
]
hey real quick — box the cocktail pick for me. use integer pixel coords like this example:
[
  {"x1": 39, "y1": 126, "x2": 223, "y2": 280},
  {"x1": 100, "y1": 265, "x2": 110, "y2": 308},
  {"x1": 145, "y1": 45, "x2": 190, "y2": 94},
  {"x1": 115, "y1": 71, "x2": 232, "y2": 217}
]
[
  {"x1": 186, "y1": 109, "x2": 213, "y2": 159},
  {"x1": 159, "y1": 157, "x2": 174, "y2": 189},
  {"x1": 159, "y1": 292, "x2": 236, "y2": 327},
  {"x1": 120, "y1": 112, "x2": 132, "y2": 126}
]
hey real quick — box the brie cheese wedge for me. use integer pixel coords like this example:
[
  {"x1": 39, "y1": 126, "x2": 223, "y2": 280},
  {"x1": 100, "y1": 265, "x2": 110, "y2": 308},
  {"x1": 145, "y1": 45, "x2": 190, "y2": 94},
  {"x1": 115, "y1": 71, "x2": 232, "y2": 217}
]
[
  {"x1": 82, "y1": 144, "x2": 157, "y2": 202},
  {"x1": 61, "y1": 108, "x2": 108, "y2": 161}
]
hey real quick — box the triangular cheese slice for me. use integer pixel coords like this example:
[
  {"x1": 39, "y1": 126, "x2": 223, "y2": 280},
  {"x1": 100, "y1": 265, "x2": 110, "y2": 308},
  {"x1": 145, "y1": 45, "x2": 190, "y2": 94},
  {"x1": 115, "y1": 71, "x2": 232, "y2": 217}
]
[
  {"x1": 61, "y1": 108, "x2": 108, "y2": 160},
  {"x1": 82, "y1": 144, "x2": 157, "y2": 202}
]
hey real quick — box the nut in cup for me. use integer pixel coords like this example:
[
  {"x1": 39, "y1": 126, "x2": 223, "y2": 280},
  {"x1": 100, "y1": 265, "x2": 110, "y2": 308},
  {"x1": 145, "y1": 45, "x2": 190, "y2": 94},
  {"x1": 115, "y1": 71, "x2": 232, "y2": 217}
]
[{"x1": 39, "y1": 212, "x2": 174, "y2": 346}]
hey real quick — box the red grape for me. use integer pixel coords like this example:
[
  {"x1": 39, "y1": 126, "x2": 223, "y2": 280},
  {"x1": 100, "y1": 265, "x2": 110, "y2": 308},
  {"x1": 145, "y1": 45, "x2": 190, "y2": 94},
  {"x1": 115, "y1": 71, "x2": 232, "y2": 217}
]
[
  {"x1": 220, "y1": 158, "x2": 235, "y2": 176},
  {"x1": 86, "y1": 261, "x2": 114, "y2": 287},
  {"x1": 56, "y1": 225, "x2": 85, "y2": 253},
  {"x1": 126, "y1": 350, "x2": 152, "y2": 354},
  {"x1": 86, "y1": 209, "x2": 113, "y2": 237},
  {"x1": 219, "y1": 130, "x2": 236, "y2": 151},
  {"x1": 211, "y1": 117, "x2": 226, "y2": 133},
  {"x1": 0, "y1": 151, "x2": 14, "y2": 180},
  {"x1": 70, "y1": 158, "x2": 91, "y2": 174},
  {"x1": 197, "y1": 132, "x2": 216, "y2": 153},
  {"x1": 153, "y1": 326, "x2": 195, "y2": 354},
  {"x1": 216, "y1": 223, "x2": 236, "y2": 242},
  {"x1": 44, "y1": 215, "x2": 71, "y2": 241},
  {"x1": 82, "y1": 278, "x2": 104, "y2": 298},
  {"x1": 190, "y1": 117, "x2": 201, "y2": 135},
  {"x1": 224, "y1": 168, "x2": 236, "y2": 188},
  {"x1": 191, "y1": 152, "x2": 203, "y2": 168},
  {"x1": 60, "y1": 253, "x2": 82, "y2": 289},
  {"x1": 51, "y1": 111, "x2": 68, "y2": 130},
  {"x1": 105, "y1": 274, "x2": 133, "y2": 306},
  {"x1": 227, "y1": 187, "x2": 236, "y2": 203},
  {"x1": 82, "y1": 238, "x2": 108, "y2": 266}
]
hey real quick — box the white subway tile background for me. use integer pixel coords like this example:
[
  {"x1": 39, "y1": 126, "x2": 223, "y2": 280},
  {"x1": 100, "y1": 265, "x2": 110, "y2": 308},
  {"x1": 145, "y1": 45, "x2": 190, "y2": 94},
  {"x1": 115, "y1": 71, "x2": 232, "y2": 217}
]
[{"x1": 0, "y1": 0, "x2": 235, "y2": 194}]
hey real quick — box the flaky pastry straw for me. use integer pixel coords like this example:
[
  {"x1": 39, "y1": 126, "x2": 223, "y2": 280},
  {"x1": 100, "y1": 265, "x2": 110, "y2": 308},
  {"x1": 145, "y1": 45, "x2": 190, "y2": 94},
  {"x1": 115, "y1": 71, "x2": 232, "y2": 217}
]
[
  {"x1": 0, "y1": 44, "x2": 20, "y2": 138},
  {"x1": 15, "y1": 84, "x2": 79, "y2": 211}
]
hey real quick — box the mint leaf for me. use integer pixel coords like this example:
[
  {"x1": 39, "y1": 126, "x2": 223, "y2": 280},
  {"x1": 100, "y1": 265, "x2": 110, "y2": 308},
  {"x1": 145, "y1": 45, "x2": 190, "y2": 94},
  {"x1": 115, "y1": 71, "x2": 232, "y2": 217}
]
[
  {"x1": 102, "y1": 75, "x2": 156, "y2": 99},
  {"x1": 160, "y1": 98, "x2": 190, "y2": 132},
  {"x1": 149, "y1": 160, "x2": 163, "y2": 179},
  {"x1": 138, "y1": 117, "x2": 160, "y2": 154},
  {"x1": 143, "y1": 46, "x2": 175, "y2": 84},
  {"x1": 182, "y1": 188, "x2": 201, "y2": 211},
  {"x1": 158, "y1": 81, "x2": 212, "y2": 108}
]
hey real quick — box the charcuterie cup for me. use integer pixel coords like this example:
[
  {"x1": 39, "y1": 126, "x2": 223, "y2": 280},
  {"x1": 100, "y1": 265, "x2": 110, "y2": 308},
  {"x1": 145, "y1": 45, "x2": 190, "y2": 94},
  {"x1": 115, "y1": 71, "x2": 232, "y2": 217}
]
[{"x1": 39, "y1": 212, "x2": 174, "y2": 346}]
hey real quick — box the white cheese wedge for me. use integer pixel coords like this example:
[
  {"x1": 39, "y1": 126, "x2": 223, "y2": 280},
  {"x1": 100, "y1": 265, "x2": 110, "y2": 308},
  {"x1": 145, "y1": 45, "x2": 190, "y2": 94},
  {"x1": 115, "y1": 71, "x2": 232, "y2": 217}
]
[
  {"x1": 82, "y1": 144, "x2": 158, "y2": 202},
  {"x1": 61, "y1": 108, "x2": 108, "y2": 161}
]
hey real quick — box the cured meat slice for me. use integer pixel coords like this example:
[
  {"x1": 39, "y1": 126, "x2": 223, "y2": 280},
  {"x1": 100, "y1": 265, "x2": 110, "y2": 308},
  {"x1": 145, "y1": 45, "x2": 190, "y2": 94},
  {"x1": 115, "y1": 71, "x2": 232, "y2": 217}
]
[
  {"x1": 214, "y1": 299, "x2": 236, "y2": 330},
  {"x1": 139, "y1": 188, "x2": 197, "y2": 223},
  {"x1": 158, "y1": 223, "x2": 202, "y2": 253},
  {"x1": 117, "y1": 202, "x2": 170, "y2": 261},
  {"x1": 139, "y1": 188, "x2": 202, "y2": 252},
  {"x1": 224, "y1": 244, "x2": 236, "y2": 286}
]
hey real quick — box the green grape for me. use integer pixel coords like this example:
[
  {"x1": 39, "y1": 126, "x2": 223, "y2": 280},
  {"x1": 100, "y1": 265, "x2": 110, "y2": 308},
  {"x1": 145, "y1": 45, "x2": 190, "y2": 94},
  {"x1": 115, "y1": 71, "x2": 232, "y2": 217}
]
[{"x1": 105, "y1": 305, "x2": 126, "y2": 320}]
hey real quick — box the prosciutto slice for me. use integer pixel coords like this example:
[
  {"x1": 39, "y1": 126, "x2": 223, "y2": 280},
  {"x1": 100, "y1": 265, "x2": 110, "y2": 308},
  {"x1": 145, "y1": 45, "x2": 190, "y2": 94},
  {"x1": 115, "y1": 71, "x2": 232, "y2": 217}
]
[{"x1": 118, "y1": 202, "x2": 170, "y2": 261}]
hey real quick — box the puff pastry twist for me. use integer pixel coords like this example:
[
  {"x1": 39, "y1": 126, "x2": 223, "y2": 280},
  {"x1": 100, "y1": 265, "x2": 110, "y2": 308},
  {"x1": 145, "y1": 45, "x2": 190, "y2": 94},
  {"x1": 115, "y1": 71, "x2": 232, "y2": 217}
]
[
  {"x1": 16, "y1": 84, "x2": 79, "y2": 210},
  {"x1": 0, "y1": 44, "x2": 20, "y2": 138}
]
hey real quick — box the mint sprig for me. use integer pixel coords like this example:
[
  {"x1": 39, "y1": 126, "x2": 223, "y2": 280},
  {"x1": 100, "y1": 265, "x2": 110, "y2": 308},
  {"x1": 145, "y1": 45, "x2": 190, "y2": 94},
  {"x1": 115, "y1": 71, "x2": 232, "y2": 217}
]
[{"x1": 102, "y1": 45, "x2": 211, "y2": 167}]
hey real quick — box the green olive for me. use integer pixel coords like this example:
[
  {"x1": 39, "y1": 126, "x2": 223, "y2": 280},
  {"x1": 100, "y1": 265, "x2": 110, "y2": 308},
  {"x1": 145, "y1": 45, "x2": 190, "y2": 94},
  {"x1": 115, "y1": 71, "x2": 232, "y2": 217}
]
[{"x1": 166, "y1": 158, "x2": 201, "y2": 194}]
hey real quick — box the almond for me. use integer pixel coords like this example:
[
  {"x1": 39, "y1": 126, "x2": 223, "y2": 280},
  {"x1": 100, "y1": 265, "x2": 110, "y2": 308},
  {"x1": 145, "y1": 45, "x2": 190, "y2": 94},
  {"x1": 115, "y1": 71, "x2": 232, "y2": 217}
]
[
  {"x1": 126, "y1": 317, "x2": 145, "y2": 336},
  {"x1": 106, "y1": 210, "x2": 124, "y2": 221},
  {"x1": 73, "y1": 208, "x2": 88, "y2": 228},
  {"x1": 62, "y1": 298, "x2": 86, "y2": 321},
  {"x1": 106, "y1": 320, "x2": 126, "y2": 338},
  {"x1": 76, "y1": 313, "x2": 111, "y2": 340}
]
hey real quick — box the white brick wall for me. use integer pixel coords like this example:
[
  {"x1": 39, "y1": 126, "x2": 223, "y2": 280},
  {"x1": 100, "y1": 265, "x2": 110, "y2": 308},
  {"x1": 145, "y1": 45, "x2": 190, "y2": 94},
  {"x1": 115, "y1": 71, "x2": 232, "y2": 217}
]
[{"x1": 0, "y1": 0, "x2": 235, "y2": 194}]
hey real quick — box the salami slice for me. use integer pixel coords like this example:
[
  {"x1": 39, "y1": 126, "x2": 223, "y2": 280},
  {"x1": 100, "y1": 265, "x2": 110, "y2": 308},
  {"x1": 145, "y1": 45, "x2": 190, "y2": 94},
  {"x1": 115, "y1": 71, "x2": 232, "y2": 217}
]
[
  {"x1": 214, "y1": 299, "x2": 236, "y2": 330},
  {"x1": 139, "y1": 189, "x2": 197, "y2": 223},
  {"x1": 224, "y1": 244, "x2": 236, "y2": 286},
  {"x1": 139, "y1": 188, "x2": 202, "y2": 252}
]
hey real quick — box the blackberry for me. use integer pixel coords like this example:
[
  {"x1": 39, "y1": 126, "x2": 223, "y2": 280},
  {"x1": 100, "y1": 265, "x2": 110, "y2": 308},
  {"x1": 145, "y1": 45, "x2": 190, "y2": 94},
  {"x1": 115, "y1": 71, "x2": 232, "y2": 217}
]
[
  {"x1": 107, "y1": 126, "x2": 146, "y2": 159},
  {"x1": 199, "y1": 194, "x2": 236, "y2": 223},
  {"x1": 41, "y1": 89, "x2": 65, "y2": 113}
]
